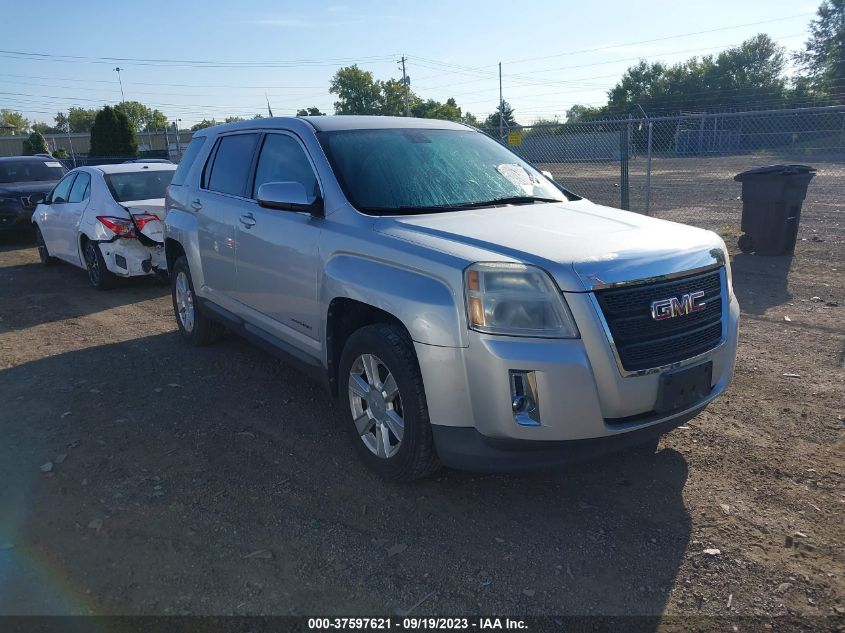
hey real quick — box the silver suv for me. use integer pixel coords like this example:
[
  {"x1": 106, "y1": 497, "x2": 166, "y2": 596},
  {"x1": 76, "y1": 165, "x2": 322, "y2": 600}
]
[{"x1": 164, "y1": 116, "x2": 739, "y2": 481}]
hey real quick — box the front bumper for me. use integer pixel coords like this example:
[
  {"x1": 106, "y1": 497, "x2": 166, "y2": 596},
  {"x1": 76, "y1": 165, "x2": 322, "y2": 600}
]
[
  {"x1": 97, "y1": 239, "x2": 166, "y2": 277},
  {"x1": 432, "y1": 405, "x2": 702, "y2": 471},
  {"x1": 0, "y1": 204, "x2": 34, "y2": 232},
  {"x1": 414, "y1": 290, "x2": 740, "y2": 468}
]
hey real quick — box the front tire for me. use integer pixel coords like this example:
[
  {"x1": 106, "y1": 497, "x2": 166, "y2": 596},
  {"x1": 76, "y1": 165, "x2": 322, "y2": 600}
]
[
  {"x1": 83, "y1": 239, "x2": 116, "y2": 290},
  {"x1": 34, "y1": 226, "x2": 58, "y2": 266},
  {"x1": 339, "y1": 323, "x2": 440, "y2": 481},
  {"x1": 171, "y1": 256, "x2": 224, "y2": 346}
]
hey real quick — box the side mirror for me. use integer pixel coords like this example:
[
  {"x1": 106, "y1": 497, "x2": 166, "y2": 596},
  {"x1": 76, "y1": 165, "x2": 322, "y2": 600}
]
[
  {"x1": 257, "y1": 182, "x2": 324, "y2": 217},
  {"x1": 29, "y1": 192, "x2": 46, "y2": 205},
  {"x1": 541, "y1": 170, "x2": 555, "y2": 181}
]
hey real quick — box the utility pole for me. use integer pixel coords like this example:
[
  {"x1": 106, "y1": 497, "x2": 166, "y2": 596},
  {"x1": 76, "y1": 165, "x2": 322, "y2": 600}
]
[
  {"x1": 113, "y1": 67, "x2": 126, "y2": 103},
  {"x1": 498, "y1": 62, "x2": 504, "y2": 140},
  {"x1": 400, "y1": 56, "x2": 409, "y2": 117},
  {"x1": 173, "y1": 119, "x2": 181, "y2": 159}
]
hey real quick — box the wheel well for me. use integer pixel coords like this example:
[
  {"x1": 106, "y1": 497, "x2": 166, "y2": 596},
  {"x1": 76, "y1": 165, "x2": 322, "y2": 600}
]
[
  {"x1": 326, "y1": 298, "x2": 409, "y2": 396},
  {"x1": 165, "y1": 238, "x2": 186, "y2": 271}
]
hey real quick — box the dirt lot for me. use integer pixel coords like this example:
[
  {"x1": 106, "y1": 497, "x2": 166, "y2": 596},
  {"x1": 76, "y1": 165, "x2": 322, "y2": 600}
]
[{"x1": 0, "y1": 191, "x2": 842, "y2": 628}]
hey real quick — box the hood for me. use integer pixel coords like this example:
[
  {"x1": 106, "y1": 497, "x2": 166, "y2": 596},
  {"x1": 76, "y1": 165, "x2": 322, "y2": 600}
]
[
  {"x1": 0, "y1": 181, "x2": 58, "y2": 196},
  {"x1": 375, "y1": 199, "x2": 726, "y2": 292}
]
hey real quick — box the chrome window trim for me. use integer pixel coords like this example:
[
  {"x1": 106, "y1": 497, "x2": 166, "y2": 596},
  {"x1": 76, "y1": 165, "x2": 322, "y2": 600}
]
[{"x1": 588, "y1": 266, "x2": 729, "y2": 377}]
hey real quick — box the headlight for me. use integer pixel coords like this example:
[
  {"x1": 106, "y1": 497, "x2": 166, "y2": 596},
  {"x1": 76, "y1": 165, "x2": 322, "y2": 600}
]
[
  {"x1": 464, "y1": 262, "x2": 579, "y2": 338},
  {"x1": 715, "y1": 238, "x2": 734, "y2": 300}
]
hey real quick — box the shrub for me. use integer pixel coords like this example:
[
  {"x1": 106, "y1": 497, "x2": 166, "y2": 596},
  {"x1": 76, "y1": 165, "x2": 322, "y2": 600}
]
[
  {"x1": 89, "y1": 106, "x2": 138, "y2": 157},
  {"x1": 22, "y1": 131, "x2": 49, "y2": 155}
]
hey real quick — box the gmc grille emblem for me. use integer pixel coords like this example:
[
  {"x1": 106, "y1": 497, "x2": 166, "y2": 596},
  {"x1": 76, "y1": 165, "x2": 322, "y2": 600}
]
[{"x1": 651, "y1": 290, "x2": 706, "y2": 321}]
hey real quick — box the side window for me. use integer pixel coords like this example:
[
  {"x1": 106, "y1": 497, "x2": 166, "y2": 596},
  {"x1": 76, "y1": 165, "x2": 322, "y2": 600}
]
[
  {"x1": 171, "y1": 137, "x2": 206, "y2": 187},
  {"x1": 252, "y1": 133, "x2": 319, "y2": 199},
  {"x1": 51, "y1": 174, "x2": 76, "y2": 204},
  {"x1": 206, "y1": 134, "x2": 259, "y2": 197},
  {"x1": 68, "y1": 172, "x2": 91, "y2": 203}
]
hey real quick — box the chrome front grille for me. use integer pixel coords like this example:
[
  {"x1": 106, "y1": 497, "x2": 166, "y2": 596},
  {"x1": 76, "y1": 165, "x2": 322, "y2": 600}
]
[{"x1": 594, "y1": 268, "x2": 724, "y2": 372}]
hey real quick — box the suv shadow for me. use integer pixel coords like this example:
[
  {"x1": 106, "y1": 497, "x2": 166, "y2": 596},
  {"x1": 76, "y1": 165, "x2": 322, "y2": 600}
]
[{"x1": 1, "y1": 332, "x2": 689, "y2": 622}]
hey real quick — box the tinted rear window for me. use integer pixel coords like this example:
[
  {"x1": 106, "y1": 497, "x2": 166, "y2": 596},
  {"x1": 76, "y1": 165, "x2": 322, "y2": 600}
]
[
  {"x1": 206, "y1": 134, "x2": 259, "y2": 196},
  {"x1": 105, "y1": 170, "x2": 175, "y2": 202},
  {"x1": 170, "y1": 137, "x2": 206, "y2": 187},
  {"x1": 0, "y1": 160, "x2": 66, "y2": 184}
]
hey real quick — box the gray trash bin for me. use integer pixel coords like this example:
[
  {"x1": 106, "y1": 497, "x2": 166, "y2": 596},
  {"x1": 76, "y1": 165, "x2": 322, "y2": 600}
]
[{"x1": 733, "y1": 164, "x2": 816, "y2": 255}]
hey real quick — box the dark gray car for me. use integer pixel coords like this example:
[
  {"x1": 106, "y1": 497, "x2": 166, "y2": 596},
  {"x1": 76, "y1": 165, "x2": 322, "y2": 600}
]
[{"x1": 0, "y1": 156, "x2": 67, "y2": 233}]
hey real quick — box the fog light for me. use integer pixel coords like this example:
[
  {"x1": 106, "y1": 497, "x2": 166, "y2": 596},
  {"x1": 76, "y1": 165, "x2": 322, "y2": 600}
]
[
  {"x1": 114, "y1": 253, "x2": 127, "y2": 270},
  {"x1": 509, "y1": 370, "x2": 541, "y2": 426}
]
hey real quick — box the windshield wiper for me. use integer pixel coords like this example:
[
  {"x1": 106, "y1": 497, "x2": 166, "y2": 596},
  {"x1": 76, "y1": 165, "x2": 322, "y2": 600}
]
[
  {"x1": 450, "y1": 196, "x2": 561, "y2": 209},
  {"x1": 360, "y1": 196, "x2": 561, "y2": 215}
]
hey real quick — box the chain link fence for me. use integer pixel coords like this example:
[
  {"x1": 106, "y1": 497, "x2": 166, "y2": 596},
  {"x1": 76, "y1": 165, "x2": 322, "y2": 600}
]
[{"x1": 483, "y1": 105, "x2": 845, "y2": 237}]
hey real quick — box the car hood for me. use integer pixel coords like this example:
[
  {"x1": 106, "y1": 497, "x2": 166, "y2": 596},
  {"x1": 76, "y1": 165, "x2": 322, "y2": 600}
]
[
  {"x1": 374, "y1": 199, "x2": 727, "y2": 292},
  {"x1": 0, "y1": 181, "x2": 58, "y2": 196}
]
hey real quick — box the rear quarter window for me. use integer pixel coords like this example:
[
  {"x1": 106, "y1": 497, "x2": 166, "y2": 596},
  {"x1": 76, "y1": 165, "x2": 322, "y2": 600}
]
[{"x1": 170, "y1": 137, "x2": 206, "y2": 187}]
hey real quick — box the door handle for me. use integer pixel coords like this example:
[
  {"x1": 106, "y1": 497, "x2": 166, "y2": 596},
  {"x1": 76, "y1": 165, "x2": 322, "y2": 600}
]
[
  {"x1": 239, "y1": 212, "x2": 256, "y2": 228},
  {"x1": 190, "y1": 198, "x2": 202, "y2": 211}
]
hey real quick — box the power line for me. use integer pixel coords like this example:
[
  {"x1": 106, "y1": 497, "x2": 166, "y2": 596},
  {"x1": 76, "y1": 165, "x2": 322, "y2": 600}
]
[{"x1": 0, "y1": 49, "x2": 397, "y2": 68}]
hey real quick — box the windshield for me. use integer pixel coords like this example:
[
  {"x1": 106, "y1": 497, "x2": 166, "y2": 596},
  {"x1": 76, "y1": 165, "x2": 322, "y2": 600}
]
[
  {"x1": 0, "y1": 160, "x2": 66, "y2": 184},
  {"x1": 104, "y1": 169, "x2": 175, "y2": 202},
  {"x1": 318, "y1": 128, "x2": 568, "y2": 214}
]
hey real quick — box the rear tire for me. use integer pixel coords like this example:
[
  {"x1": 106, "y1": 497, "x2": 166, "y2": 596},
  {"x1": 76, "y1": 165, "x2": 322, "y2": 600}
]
[
  {"x1": 339, "y1": 323, "x2": 440, "y2": 482},
  {"x1": 737, "y1": 233, "x2": 754, "y2": 253},
  {"x1": 83, "y1": 239, "x2": 116, "y2": 290},
  {"x1": 34, "y1": 226, "x2": 58, "y2": 266},
  {"x1": 171, "y1": 256, "x2": 224, "y2": 346}
]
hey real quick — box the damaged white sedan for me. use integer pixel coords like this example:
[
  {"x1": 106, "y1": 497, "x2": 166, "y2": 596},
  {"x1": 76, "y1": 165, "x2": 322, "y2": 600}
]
[{"x1": 32, "y1": 162, "x2": 176, "y2": 289}]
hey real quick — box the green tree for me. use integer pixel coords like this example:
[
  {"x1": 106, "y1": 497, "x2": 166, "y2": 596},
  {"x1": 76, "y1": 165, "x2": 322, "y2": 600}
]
[
  {"x1": 31, "y1": 122, "x2": 55, "y2": 135},
  {"x1": 89, "y1": 106, "x2": 138, "y2": 157},
  {"x1": 412, "y1": 97, "x2": 463, "y2": 122},
  {"x1": 565, "y1": 104, "x2": 603, "y2": 122},
  {"x1": 330, "y1": 65, "x2": 384, "y2": 115},
  {"x1": 461, "y1": 111, "x2": 480, "y2": 127},
  {"x1": 796, "y1": 0, "x2": 845, "y2": 101},
  {"x1": 224, "y1": 116, "x2": 245, "y2": 123},
  {"x1": 190, "y1": 118, "x2": 218, "y2": 131},
  {"x1": 296, "y1": 107, "x2": 326, "y2": 116},
  {"x1": 483, "y1": 101, "x2": 518, "y2": 131},
  {"x1": 0, "y1": 110, "x2": 30, "y2": 135},
  {"x1": 601, "y1": 34, "x2": 787, "y2": 115},
  {"x1": 114, "y1": 101, "x2": 169, "y2": 132},
  {"x1": 67, "y1": 107, "x2": 98, "y2": 133},
  {"x1": 22, "y1": 131, "x2": 49, "y2": 155},
  {"x1": 53, "y1": 112, "x2": 69, "y2": 133}
]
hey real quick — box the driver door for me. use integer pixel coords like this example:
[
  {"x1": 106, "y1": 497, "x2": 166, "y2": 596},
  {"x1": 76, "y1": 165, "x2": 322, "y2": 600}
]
[
  {"x1": 38, "y1": 172, "x2": 76, "y2": 257},
  {"x1": 233, "y1": 131, "x2": 323, "y2": 342}
]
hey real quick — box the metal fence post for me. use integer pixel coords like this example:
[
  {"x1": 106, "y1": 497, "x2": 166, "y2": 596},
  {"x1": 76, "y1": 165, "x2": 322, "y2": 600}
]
[
  {"x1": 645, "y1": 121, "x2": 653, "y2": 215},
  {"x1": 620, "y1": 119, "x2": 630, "y2": 210}
]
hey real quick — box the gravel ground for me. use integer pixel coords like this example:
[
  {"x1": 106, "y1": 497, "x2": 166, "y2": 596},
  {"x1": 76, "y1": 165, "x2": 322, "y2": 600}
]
[{"x1": 0, "y1": 190, "x2": 842, "y2": 629}]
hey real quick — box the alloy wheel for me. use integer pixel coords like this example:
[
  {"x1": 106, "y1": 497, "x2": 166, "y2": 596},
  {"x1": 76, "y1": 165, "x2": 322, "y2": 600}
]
[
  {"x1": 84, "y1": 243, "x2": 100, "y2": 287},
  {"x1": 348, "y1": 353, "x2": 404, "y2": 459},
  {"x1": 175, "y1": 271, "x2": 195, "y2": 332}
]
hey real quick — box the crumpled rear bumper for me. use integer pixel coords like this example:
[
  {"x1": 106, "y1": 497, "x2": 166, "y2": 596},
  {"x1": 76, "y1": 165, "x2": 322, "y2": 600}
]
[{"x1": 98, "y1": 239, "x2": 165, "y2": 277}]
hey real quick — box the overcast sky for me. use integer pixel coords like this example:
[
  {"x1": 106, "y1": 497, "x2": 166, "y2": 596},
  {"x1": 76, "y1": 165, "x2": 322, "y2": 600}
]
[{"x1": 0, "y1": 0, "x2": 819, "y2": 127}]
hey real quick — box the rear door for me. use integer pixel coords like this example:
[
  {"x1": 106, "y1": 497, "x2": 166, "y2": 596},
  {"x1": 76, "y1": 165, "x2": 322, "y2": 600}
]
[
  {"x1": 54, "y1": 171, "x2": 90, "y2": 263},
  {"x1": 195, "y1": 132, "x2": 260, "y2": 306},
  {"x1": 38, "y1": 172, "x2": 76, "y2": 256},
  {"x1": 233, "y1": 131, "x2": 323, "y2": 341}
]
